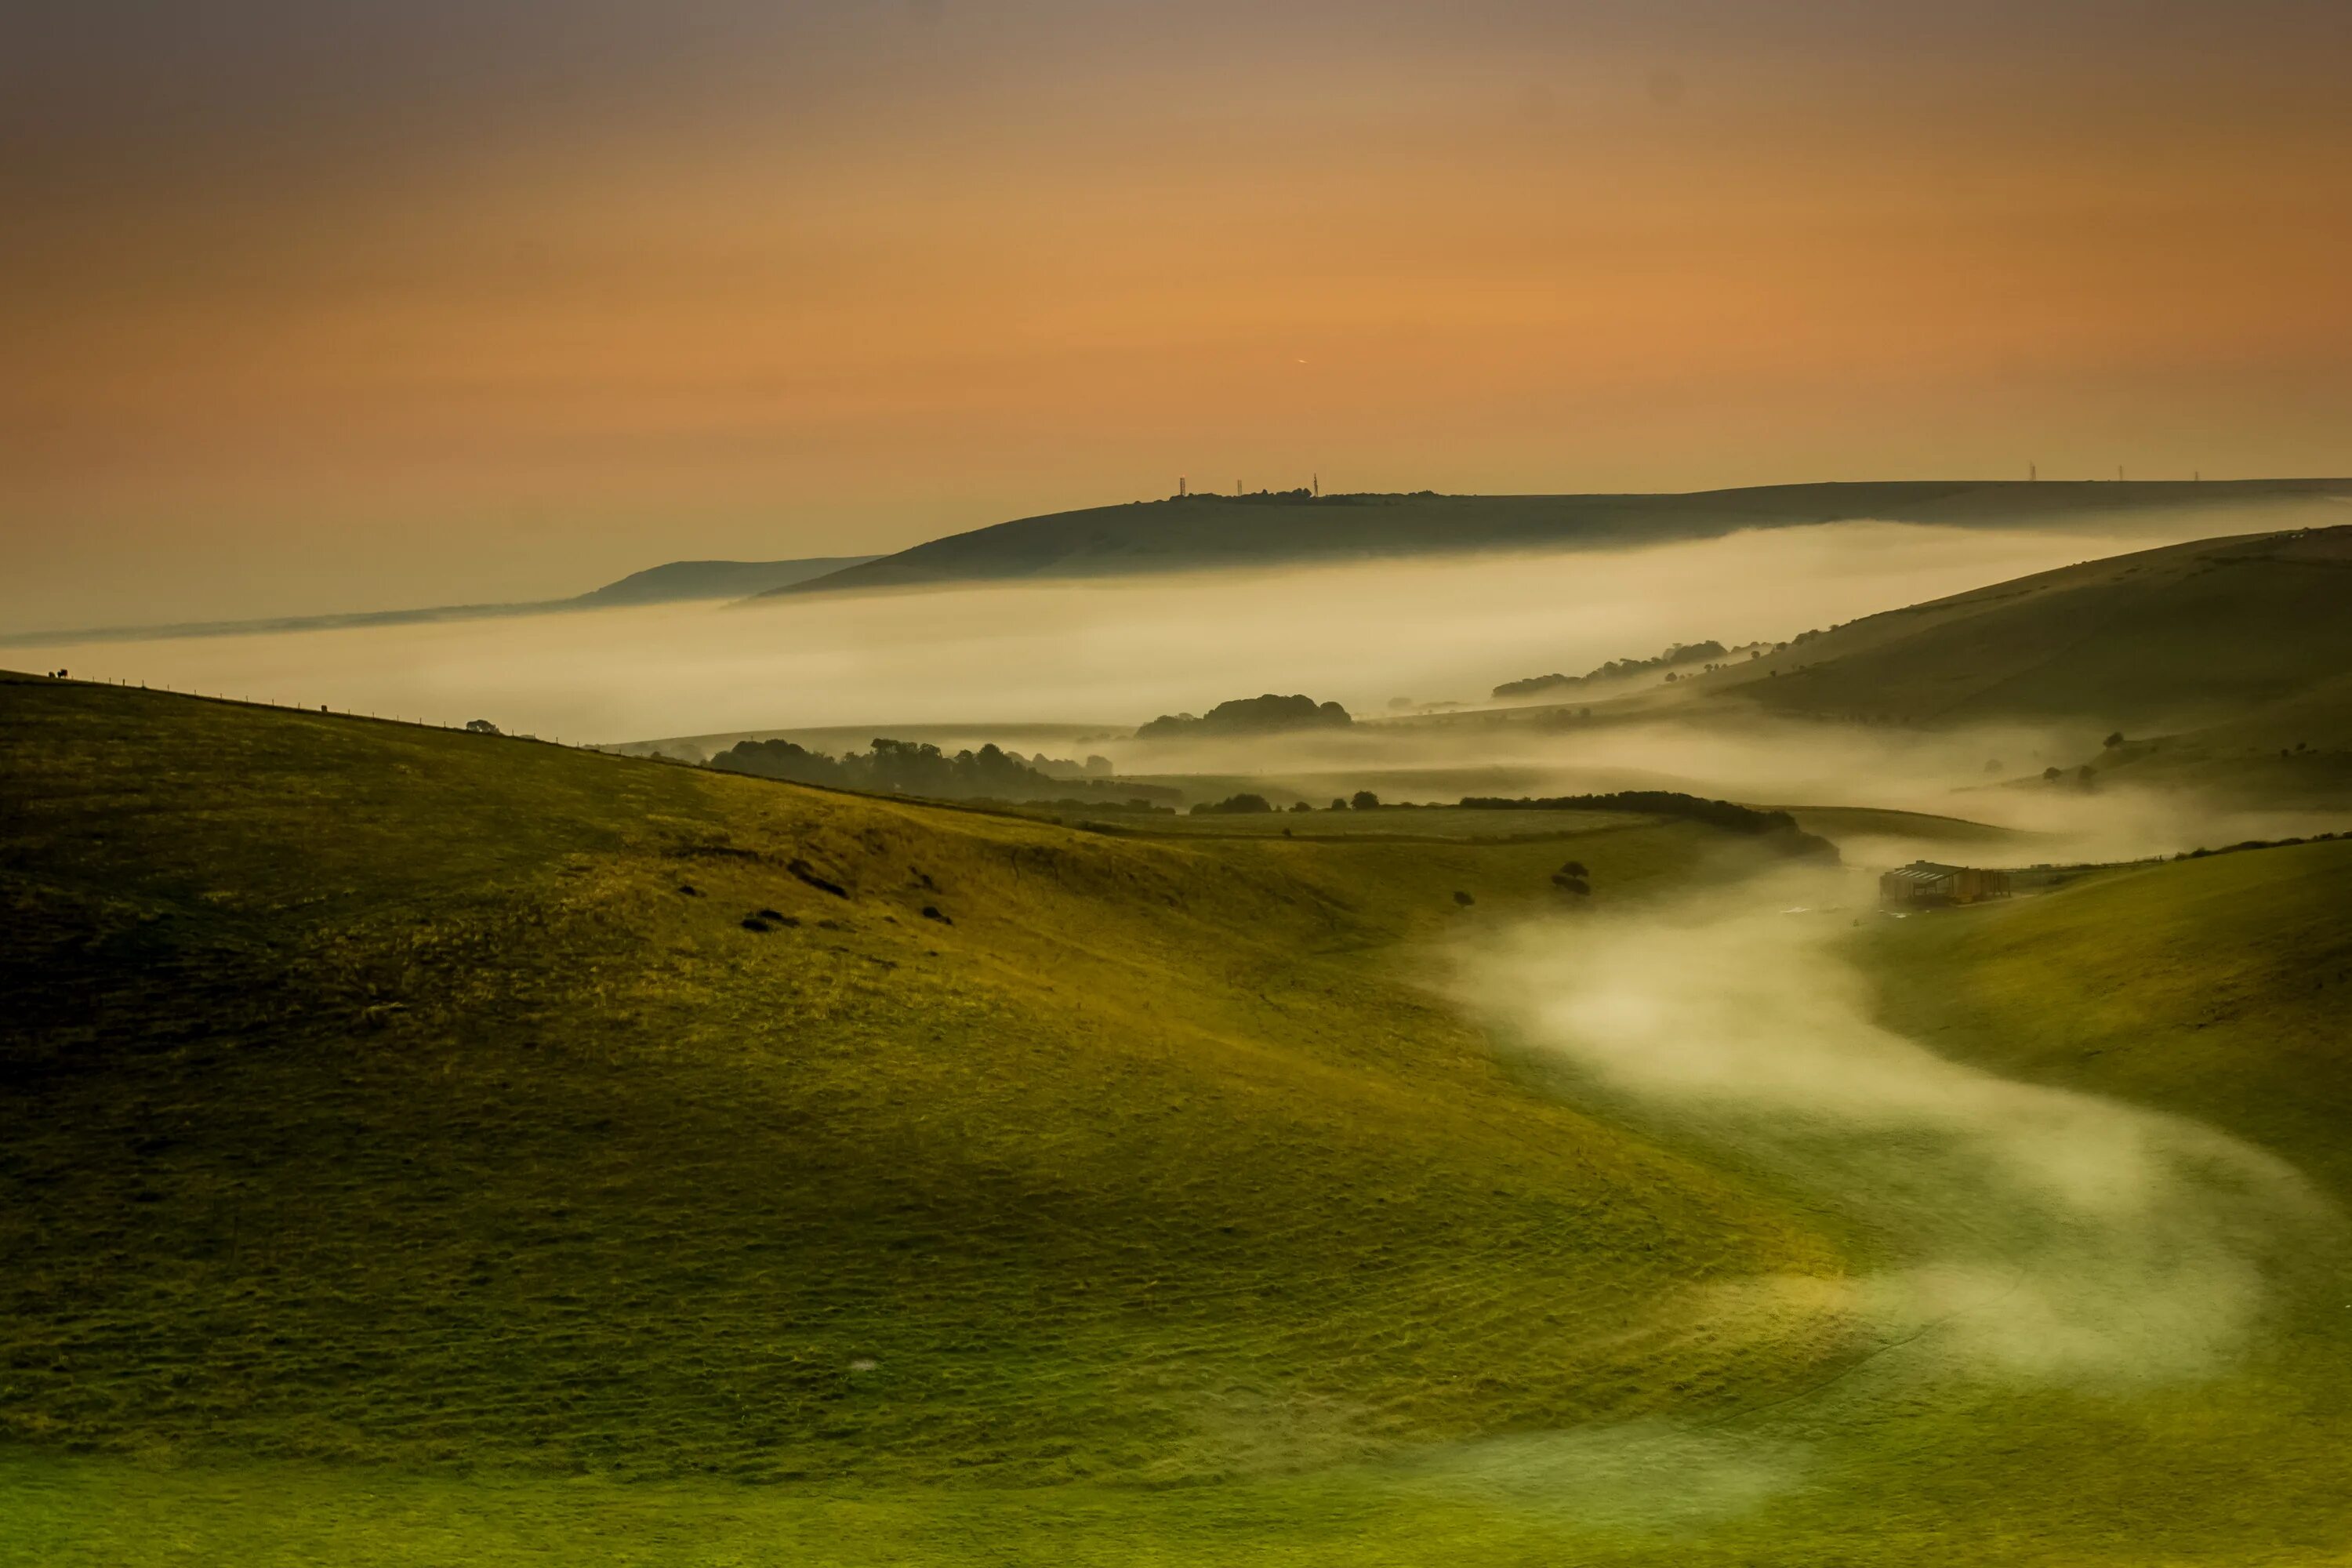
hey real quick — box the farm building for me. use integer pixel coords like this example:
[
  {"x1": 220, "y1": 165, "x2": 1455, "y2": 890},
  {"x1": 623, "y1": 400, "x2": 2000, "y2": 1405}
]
[{"x1": 1878, "y1": 861, "x2": 2013, "y2": 909}]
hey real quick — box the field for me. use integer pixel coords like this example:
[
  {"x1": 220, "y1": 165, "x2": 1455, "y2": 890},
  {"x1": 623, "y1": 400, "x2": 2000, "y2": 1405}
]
[
  {"x1": 1082, "y1": 806, "x2": 1658, "y2": 841},
  {"x1": 5, "y1": 673, "x2": 2351, "y2": 1563}
]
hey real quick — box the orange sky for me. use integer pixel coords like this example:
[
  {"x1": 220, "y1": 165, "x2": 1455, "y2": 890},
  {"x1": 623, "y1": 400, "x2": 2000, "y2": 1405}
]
[{"x1": 5, "y1": 2, "x2": 2350, "y2": 627}]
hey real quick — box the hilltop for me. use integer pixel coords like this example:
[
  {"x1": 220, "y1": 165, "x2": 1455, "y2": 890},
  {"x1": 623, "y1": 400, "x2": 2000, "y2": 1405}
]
[{"x1": 755, "y1": 480, "x2": 2350, "y2": 597}]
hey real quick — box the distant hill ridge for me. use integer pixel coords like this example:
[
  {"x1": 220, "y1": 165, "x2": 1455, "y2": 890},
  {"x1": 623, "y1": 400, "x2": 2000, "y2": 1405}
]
[
  {"x1": 756, "y1": 479, "x2": 2352, "y2": 598},
  {"x1": 2, "y1": 555, "x2": 876, "y2": 648}
]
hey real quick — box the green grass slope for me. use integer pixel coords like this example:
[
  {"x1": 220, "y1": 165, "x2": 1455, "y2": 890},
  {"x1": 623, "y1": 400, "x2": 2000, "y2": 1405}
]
[
  {"x1": 1689, "y1": 524, "x2": 2352, "y2": 739},
  {"x1": 1860, "y1": 837, "x2": 2352, "y2": 1194},
  {"x1": 15, "y1": 675, "x2": 2352, "y2": 1566},
  {"x1": 0, "y1": 676, "x2": 1847, "y2": 1545},
  {"x1": 757, "y1": 481, "x2": 2346, "y2": 597}
]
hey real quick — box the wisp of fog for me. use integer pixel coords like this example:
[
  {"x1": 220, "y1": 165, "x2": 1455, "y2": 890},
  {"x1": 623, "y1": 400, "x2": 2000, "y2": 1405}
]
[{"x1": 1414, "y1": 869, "x2": 2344, "y2": 1527}]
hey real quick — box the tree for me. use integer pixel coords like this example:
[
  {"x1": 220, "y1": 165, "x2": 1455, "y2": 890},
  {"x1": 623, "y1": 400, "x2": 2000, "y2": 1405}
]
[
  {"x1": 1328, "y1": 798, "x2": 1348, "y2": 811},
  {"x1": 1289, "y1": 800, "x2": 1314, "y2": 812},
  {"x1": 465, "y1": 718, "x2": 502, "y2": 735},
  {"x1": 1190, "y1": 793, "x2": 1273, "y2": 815},
  {"x1": 2104, "y1": 731, "x2": 2125, "y2": 749},
  {"x1": 2043, "y1": 765, "x2": 2063, "y2": 782},
  {"x1": 1351, "y1": 789, "x2": 1381, "y2": 811}
]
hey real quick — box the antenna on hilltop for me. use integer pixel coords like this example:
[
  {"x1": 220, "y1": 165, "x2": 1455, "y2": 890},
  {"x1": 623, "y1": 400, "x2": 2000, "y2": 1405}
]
[
  {"x1": 1178, "y1": 476, "x2": 1185, "y2": 497},
  {"x1": 1313, "y1": 472, "x2": 1319, "y2": 497},
  {"x1": 2029, "y1": 462, "x2": 2037, "y2": 482}
]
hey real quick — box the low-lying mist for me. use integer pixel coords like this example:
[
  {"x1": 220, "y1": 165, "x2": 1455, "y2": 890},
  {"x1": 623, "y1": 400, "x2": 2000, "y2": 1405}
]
[
  {"x1": 1134, "y1": 713, "x2": 2345, "y2": 864},
  {"x1": 1468, "y1": 871, "x2": 2339, "y2": 1381},
  {"x1": 12, "y1": 520, "x2": 2214, "y2": 746},
  {"x1": 1411, "y1": 871, "x2": 2347, "y2": 1526}
]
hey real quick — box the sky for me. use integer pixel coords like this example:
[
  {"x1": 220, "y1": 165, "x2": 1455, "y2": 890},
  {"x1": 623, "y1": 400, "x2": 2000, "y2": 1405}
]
[{"x1": 6, "y1": 1, "x2": 2350, "y2": 628}]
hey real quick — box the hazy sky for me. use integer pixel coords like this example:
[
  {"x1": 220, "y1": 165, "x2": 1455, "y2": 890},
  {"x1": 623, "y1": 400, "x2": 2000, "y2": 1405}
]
[{"x1": 7, "y1": 2, "x2": 2350, "y2": 626}]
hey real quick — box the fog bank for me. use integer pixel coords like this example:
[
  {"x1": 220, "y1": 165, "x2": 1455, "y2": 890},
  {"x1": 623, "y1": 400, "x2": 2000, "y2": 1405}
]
[{"x1": 10, "y1": 521, "x2": 2219, "y2": 745}]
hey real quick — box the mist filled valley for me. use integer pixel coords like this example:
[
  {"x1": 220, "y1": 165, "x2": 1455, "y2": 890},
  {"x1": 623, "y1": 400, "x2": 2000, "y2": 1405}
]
[
  {"x1": 11, "y1": 4, "x2": 2352, "y2": 1562},
  {"x1": 20, "y1": 507, "x2": 2347, "y2": 870},
  {"x1": 0, "y1": 511, "x2": 2281, "y2": 739}
]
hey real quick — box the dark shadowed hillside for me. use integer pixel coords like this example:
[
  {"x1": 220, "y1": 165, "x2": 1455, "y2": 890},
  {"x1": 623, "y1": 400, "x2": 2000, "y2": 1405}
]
[
  {"x1": 1675, "y1": 524, "x2": 2352, "y2": 738},
  {"x1": 757, "y1": 481, "x2": 2350, "y2": 597}
]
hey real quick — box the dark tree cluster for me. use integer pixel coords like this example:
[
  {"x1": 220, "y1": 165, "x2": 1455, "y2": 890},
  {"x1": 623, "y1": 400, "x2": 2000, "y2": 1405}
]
[
  {"x1": 1493, "y1": 641, "x2": 1730, "y2": 701},
  {"x1": 708, "y1": 736, "x2": 1177, "y2": 806},
  {"x1": 1461, "y1": 792, "x2": 1836, "y2": 858},
  {"x1": 1190, "y1": 793, "x2": 1275, "y2": 815},
  {"x1": 1461, "y1": 790, "x2": 1788, "y2": 833},
  {"x1": 1136, "y1": 694, "x2": 1353, "y2": 739}
]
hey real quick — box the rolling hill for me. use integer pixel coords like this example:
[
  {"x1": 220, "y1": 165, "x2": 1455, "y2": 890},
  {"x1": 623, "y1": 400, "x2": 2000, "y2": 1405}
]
[
  {"x1": 9, "y1": 673, "x2": 2352, "y2": 1565},
  {"x1": 1680, "y1": 524, "x2": 2352, "y2": 735},
  {"x1": 0, "y1": 673, "x2": 1846, "y2": 1560},
  {"x1": 1571, "y1": 522, "x2": 2352, "y2": 806},
  {"x1": 757, "y1": 480, "x2": 2350, "y2": 597}
]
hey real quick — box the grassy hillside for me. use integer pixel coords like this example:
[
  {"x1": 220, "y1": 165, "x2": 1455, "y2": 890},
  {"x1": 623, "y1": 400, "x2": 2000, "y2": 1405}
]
[
  {"x1": 1859, "y1": 837, "x2": 2352, "y2": 1193},
  {"x1": 0, "y1": 674, "x2": 1850, "y2": 1558},
  {"x1": 1687, "y1": 524, "x2": 2352, "y2": 742},
  {"x1": 758, "y1": 481, "x2": 2347, "y2": 597},
  {"x1": 11, "y1": 674, "x2": 2352, "y2": 1565}
]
